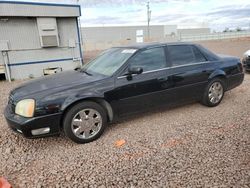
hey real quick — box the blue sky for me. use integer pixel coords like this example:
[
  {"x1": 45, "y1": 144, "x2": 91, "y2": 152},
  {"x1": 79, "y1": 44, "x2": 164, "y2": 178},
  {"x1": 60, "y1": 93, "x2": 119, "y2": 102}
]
[{"x1": 3, "y1": 0, "x2": 250, "y2": 31}]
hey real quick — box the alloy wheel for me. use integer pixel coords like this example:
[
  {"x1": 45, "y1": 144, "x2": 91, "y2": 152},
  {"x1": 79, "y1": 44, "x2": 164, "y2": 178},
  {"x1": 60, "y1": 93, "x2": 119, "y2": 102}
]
[
  {"x1": 208, "y1": 82, "x2": 223, "y2": 104},
  {"x1": 71, "y1": 108, "x2": 103, "y2": 139}
]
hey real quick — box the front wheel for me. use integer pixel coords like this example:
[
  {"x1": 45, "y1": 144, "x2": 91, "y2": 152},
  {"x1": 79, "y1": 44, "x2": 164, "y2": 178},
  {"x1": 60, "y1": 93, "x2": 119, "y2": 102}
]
[
  {"x1": 63, "y1": 101, "x2": 107, "y2": 144},
  {"x1": 201, "y1": 78, "x2": 225, "y2": 107}
]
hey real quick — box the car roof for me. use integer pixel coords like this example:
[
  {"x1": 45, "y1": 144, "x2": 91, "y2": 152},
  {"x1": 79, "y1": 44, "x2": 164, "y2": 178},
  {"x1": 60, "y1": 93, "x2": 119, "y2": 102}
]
[{"x1": 115, "y1": 42, "x2": 197, "y2": 49}]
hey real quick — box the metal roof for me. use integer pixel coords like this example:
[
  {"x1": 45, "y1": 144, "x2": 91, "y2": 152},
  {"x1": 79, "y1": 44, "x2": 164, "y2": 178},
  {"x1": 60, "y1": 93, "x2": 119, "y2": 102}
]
[{"x1": 0, "y1": 1, "x2": 81, "y2": 17}]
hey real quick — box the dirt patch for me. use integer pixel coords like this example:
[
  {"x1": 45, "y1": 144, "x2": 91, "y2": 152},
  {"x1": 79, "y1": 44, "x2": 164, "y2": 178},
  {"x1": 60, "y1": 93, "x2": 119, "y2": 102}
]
[{"x1": 197, "y1": 37, "x2": 250, "y2": 58}]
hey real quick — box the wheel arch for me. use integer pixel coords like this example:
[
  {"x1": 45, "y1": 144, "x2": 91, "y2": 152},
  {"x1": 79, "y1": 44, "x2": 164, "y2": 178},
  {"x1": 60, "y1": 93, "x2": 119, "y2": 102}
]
[
  {"x1": 209, "y1": 69, "x2": 226, "y2": 80},
  {"x1": 208, "y1": 69, "x2": 227, "y2": 89},
  {"x1": 60, "y1": 97, "x2": 114, "y2": 128}
]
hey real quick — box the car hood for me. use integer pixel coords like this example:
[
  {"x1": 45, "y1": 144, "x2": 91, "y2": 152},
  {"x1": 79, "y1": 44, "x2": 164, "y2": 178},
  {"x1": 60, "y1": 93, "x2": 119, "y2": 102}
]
[{"x1": 11, "y1": 70, "x2": 106, "y2": 100}]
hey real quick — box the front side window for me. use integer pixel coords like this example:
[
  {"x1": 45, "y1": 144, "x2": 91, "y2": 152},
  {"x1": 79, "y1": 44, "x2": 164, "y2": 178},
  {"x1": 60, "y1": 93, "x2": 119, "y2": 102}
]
[
  {"x1": 82, "y1": 48, "x2": 136, "y2": 76},
  {"x1": 129, "y1": 47, "x2": 166, "y2": 72},
  {"x1": 168, "y1": 45, "x2": 206, "y2": 66}
]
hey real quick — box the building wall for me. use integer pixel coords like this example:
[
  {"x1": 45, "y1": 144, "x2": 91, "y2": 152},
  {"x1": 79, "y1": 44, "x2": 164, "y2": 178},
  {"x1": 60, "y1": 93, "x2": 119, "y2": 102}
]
[
  {"x1": 0, "y1": 17, "x2": 40, "y2": 50},
  {"x1": 163, "y1": 25, "x2": 178, "y2": 36},
  {"x1": 177, "y1": 28, "x2": 211, "y2": 36},
  {"x1": 10, "y1": 60, "x2": 76, "y2": 79},
  {"x1": 82, "y1": 25, "x2": 165, "y2": 51},
  {"x1": 82, "y1": 25, "x2": 211, "y2": 51},
  {"x1": 0, "y1": 17, "x2": 81, "y2": 79},
  {"x1": 82, "y1": 25, "x2": 165, "y2": 42}
]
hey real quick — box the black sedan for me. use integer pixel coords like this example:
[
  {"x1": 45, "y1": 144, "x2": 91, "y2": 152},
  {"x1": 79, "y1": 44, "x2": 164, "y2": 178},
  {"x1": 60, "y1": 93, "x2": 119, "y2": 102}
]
[{"x1": 4, "y1": 43, "x2": 244, "y2": 143}]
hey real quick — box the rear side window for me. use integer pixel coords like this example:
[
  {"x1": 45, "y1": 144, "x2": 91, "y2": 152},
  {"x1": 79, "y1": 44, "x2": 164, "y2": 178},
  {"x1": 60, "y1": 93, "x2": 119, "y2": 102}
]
[
  {"x1": 193, "y1": 46, "x2": 207, "y2": 62},
  {"x1": 168, "y1": 45, "x2": 206, "y2": 66}
]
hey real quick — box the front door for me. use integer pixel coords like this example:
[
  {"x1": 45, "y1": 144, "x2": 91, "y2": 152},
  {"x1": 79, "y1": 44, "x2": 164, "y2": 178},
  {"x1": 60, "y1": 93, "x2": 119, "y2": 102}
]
[{"x1": 111, "y1": 47, "x2": 172, "y2": 116}]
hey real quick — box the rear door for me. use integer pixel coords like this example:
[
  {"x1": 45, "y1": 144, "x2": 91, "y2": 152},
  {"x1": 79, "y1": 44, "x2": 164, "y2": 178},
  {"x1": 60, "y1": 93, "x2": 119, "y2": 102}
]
[
  {"x1": 111, "y1": 47, "x2": 172, "y2": 116},
  {"x1": 167, "y1": 44, "x2": 214, "y2": 102}
]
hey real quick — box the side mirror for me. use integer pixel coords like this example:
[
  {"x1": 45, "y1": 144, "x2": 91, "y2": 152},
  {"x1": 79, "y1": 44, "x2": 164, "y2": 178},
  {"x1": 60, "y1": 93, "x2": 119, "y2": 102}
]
[
  {"x1": 126, "y1": 67, "x2": 143, "y2": 81},
  {"x1": 128, "y1": 67, "x2": 143, "y2": 75}
]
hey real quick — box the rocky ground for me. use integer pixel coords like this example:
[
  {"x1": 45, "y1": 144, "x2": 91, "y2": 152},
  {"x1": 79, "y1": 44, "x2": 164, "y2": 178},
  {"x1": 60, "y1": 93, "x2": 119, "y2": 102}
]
[
  {"x1": 0, "y1": 39, "x2": 250, "y2": 187},
  {"x1": 1, "y1": 76, "x2": 250, "y2": 188}
]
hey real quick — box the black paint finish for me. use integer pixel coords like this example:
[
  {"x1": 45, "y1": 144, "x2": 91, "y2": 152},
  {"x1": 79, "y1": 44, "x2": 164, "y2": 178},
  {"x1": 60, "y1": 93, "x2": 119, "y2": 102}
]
[{"x1": 4, "y1": 43, "x2": 244, "y2": 138}]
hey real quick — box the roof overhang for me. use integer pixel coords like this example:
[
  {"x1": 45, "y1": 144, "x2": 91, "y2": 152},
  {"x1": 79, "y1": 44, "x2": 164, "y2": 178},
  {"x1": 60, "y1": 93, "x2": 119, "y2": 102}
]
[{"x1": 0, "y1": 1, "x2": 81, "y2": 17}]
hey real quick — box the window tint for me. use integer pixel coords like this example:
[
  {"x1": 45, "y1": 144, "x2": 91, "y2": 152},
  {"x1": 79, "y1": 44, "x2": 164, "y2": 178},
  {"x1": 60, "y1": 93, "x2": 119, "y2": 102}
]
[
  {"x1": 168, "y1": 45, "x2": 195, "y2": 66},
  {"x1": 168, "y1": 45, "x2": 207, "y2": 66},
  {"x1": 129, "y1": 47, "x2": 166, "y2": 72},
  {"x1": 83, "y1": 48, "x2": 135, "y2": 76},
  {"x1": 193, "y1": 46, "x2": 207, "y2": 62}
]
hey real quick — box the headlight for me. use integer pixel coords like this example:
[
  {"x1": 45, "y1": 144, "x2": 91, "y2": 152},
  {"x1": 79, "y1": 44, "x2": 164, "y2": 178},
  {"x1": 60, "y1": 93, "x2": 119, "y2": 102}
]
[{"x1": 15, "y1": 99, "x2": 35, "y2": 118}]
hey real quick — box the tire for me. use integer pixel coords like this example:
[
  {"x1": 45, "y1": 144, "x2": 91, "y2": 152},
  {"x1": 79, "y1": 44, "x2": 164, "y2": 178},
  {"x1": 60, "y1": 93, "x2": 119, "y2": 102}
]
[
  {"x1": 63, "y1": 101, "x2": 107, "y2": 144},
  {"x1": 201, "y1": 78, "x2": 225, "y2": 107}
]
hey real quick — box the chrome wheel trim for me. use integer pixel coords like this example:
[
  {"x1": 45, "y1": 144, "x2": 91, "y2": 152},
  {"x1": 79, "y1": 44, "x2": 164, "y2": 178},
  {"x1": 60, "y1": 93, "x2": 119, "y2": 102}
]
[
  {"x1": 208, "y1": 82, "x2": 223, "y2": 104},
  {"x1": 71, "y1": 108, "x2": 102, "y2": 139}
]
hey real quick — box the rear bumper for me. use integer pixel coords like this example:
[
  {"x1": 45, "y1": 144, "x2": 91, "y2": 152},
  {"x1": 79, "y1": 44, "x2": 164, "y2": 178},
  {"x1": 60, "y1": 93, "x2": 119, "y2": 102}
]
[
  {"x1": 226, "y1": 73, "x2": 244, "y2": 91},
  {"x1": 4, "y1": 105, "x2": 62, "y2": 138}
]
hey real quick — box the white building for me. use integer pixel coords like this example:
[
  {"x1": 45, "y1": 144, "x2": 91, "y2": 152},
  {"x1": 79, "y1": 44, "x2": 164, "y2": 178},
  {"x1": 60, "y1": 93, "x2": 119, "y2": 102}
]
[
  {"x1": 0, "y1": 1, "x2": 83, "y2": 81},
  {"x1": 82, "y1": 24, "x2": 211, "y2": 51}
]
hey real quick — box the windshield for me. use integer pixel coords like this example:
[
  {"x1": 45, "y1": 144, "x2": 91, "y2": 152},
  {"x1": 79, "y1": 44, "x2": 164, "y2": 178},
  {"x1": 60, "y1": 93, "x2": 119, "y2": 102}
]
[{"x1": 82, "y1": 48, "x2": 137, "y2": 76}]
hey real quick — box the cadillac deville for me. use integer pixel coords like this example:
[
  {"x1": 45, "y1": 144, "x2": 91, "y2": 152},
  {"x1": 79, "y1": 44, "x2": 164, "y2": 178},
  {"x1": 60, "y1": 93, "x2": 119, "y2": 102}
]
[{"x1": 4, "y1": 43, "x2": 244, "y2": 143}]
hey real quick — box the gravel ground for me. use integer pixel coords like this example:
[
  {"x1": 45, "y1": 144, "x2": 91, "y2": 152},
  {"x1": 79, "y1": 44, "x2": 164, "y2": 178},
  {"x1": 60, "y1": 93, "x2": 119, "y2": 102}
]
[
  {"x1": 0, "y1": 40, "x2": 250, "y2": 187},
  {"x1": 0, "y1": 76, "x2": 249, "y2": 187}
]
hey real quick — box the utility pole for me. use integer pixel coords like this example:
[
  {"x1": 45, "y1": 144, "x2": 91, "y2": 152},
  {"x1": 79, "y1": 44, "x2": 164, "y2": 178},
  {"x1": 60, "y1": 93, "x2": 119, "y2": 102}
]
[{"x1": 147, "y1": 1, "x2": 151, "y2": 40}]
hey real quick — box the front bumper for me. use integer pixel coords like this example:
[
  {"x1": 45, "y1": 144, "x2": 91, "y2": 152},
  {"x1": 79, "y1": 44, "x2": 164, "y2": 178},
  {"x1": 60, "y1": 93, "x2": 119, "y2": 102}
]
[{"x1": 4, "y1": 104, "x2": 62, "y2": 138}]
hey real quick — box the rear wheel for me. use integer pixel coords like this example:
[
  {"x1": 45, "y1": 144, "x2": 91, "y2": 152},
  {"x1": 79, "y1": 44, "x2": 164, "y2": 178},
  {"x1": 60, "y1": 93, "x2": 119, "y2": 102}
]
[
  {"x1": 63, "y1": 101, "x2": 107, "y2": 144},
  {"x1": 201, "y1": 78, "x2": 225, "y2": 107}
]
